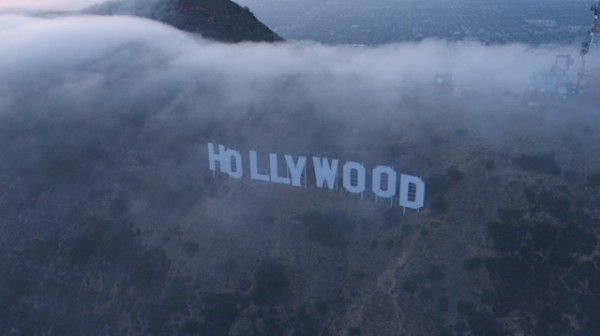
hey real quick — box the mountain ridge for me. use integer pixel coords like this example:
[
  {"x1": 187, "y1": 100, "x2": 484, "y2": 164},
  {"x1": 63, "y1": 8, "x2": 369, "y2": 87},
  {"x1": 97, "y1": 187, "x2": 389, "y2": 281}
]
[{"x1": 86, "y1": 0, "x2": 283, "y2": 43}]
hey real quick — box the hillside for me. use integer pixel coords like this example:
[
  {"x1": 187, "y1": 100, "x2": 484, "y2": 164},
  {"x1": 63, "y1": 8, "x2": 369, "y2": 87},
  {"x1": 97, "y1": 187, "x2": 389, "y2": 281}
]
[{"x1": 86, "y1": 0, "x2": 282, "y2": 42}]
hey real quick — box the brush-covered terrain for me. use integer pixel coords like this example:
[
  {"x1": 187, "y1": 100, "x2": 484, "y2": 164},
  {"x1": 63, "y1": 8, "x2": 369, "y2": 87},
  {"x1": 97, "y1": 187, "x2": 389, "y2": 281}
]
[{"x1": 2, "y1": 92, "x2": 600, "y2": 335}]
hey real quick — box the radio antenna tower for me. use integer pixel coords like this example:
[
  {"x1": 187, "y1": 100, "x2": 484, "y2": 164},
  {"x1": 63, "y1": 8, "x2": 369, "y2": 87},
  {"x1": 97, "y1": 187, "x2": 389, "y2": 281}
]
[
  {"x1": 581, "y1": 1, "x2": 600, "y2": 56},
  {"x1": 577, "y1": 1, "x2": 600, "y2": 94}
]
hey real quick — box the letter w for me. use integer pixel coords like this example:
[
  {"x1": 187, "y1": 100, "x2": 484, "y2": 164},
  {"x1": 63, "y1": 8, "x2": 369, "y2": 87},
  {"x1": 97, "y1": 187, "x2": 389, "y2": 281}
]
[{"x1": 312, "y1": 157, "x2": 338, "y2": 190}]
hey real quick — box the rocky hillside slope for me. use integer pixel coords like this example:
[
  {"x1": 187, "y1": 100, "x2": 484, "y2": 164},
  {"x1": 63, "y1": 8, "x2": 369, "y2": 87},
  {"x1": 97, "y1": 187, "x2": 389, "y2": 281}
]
[
  {"x1": 86, "y1": 0, "x2": 282, "y2": 42},
  {"x1": 2, "y1": 90, "x2": 600, "y2": 335}
]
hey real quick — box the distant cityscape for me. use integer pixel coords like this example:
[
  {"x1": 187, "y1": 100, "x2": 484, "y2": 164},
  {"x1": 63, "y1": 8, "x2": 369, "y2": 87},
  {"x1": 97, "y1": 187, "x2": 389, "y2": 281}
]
[{"x1": 236, "y1": 0, "x2": 592, "y2": 45}]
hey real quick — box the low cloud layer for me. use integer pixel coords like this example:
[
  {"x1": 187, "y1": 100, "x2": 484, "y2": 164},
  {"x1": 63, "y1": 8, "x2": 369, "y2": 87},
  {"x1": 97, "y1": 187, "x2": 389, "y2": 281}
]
[
  {"x1": 0, "y1": 12, "x2": 582, "y2": 89},
  {"x1": 0, "y1": 0, "x2": 103, "y2": 11},
  {"x1": 0, "y1": 4, "x2": 598, "y2": 209}
]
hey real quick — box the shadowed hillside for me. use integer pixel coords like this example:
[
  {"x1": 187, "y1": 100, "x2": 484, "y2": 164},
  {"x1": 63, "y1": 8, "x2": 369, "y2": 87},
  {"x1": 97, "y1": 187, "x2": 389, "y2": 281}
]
[{"x1": 86, "y1": 0, "x2": 282, "y2": 42}]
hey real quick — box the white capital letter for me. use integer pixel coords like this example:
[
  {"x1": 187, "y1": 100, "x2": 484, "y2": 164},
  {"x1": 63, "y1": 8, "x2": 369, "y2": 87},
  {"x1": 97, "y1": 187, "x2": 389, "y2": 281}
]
[
  {"x1": 249, "y1": 150, "x2": 270, "y2": 182},
  {"x1": 223, "y1": 149, "x2": 243, "y2": 179},
  {"x1": 399, "y1": 174, "x2": 425, "y2": 210},
  {"x1": 312, "y1": 157, "x2": 339, "y2": 190},
  {"x1": 285, "y1": 155, "x2": 307, "y2": 187},
  {"x1": 270, "y1": 153, "x2": 291, "y2": 185},
  {"x1": 208, "y1": 143, "x2": 226, "y2": 173},
  {"x1": 343, "y1": 162, "x2": 366, "y2": 194},
  {"x1": 372, "y1": 166, "x2": 397, "y2": 198}
]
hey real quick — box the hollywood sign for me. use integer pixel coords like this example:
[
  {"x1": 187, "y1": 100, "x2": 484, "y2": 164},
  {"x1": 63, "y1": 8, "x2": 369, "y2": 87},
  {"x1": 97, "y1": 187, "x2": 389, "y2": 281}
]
[{"x1": 207, "y1": 143, "x2": 425, "y2": 210}]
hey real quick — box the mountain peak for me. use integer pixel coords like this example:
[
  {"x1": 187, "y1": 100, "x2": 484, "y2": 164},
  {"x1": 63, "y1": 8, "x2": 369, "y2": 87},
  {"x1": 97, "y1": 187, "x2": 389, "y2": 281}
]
[{"x1": 86, "y1": 0, "x2": 283, "y2": 43}]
